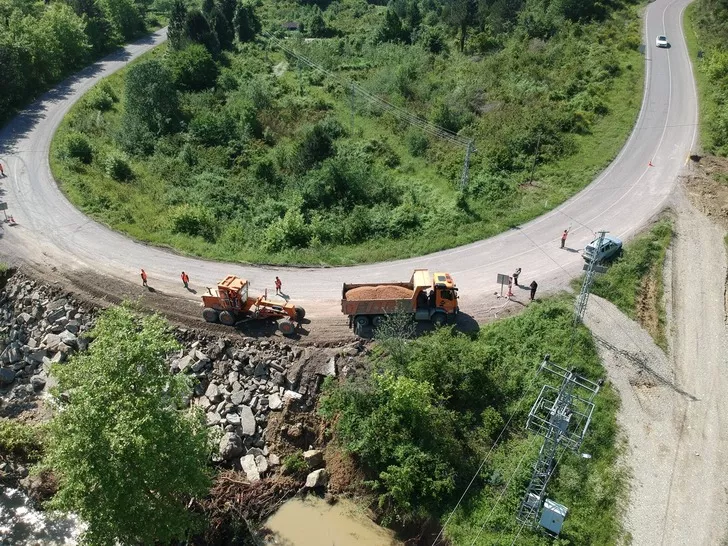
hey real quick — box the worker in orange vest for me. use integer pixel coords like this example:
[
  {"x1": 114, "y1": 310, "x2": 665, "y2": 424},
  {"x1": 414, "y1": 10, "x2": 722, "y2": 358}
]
[
  {"x1": 181, "y1": 271, "x2": 189, "y2": 289},
  {"x1": 140, "y1": 268, "x2": 148, "y2": 287}
]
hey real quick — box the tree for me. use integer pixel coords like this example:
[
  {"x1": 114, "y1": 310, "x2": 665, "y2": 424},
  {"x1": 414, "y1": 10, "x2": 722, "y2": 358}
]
[
  {"x1": 185, "y1": 8, "x2": 220, "y2": 55},
  {"x1": 376, "y1": 9, "x2": 407, "y2": 43},
  {"x1": 167, "y1": 0, "x2": 187, "y2": 50},
  {"x1": 167, "y1": 43, "x2": 219, "y2": 91},
  {"x1": 233, "y1": 2, "x2": 259, "y2": 43},
  {"x1": 66, "y1": 0, "x2": 115, "y2": 54},
  {"x1": 210, "y1": 5, "x2": 234, "y2": 50},
  {"x1": 98, "y1": 0, "x2": 145, "y2": 41},
  {"x1": 42, "y1": 306, "x2": 211, "y2": 545},
  {"x1": 122, "y1": 58, "x2": 179, "y2": 137},
  {"x1": 445, "y1": 0, "x2": 476, "y2": 52},
  {"x1": 308, "y1": 9, "x2": 327, "y2": 38}
]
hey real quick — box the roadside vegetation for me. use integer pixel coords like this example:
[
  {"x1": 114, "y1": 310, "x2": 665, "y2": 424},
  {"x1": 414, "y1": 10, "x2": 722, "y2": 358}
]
[
  {"x1": 36, "y1": 305, "x2": 212, "y2": 545},
  {"x1": 589, "y1": 219, "x2": 673, "y2": 348},
  {"x1": 321, "y1": 299, "x2": 626, "y2": 544},
  {"x1": 53, "y1": 0, "x2": 644, "y2": 265},
  {"x1": 686, "y1": 0, "x2": 728, "y2": 155},
  {"x1": 0, "y1": 0, "x2": 167, "y2": 127}
]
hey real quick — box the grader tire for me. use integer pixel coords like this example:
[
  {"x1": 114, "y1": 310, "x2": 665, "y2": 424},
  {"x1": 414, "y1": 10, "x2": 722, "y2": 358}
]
[
  {"x1": 203, "y1": 308, "x2": 219, "y2": 323},
  {"x1": 295, "y1": 306, "x2": 306, "y2": 321},
  {"x1": 219, "y1": 311, "x2": 236, "y2": 326},
  {"x1": 279, "y1": 319, "x2": 296, "y2": 337}
]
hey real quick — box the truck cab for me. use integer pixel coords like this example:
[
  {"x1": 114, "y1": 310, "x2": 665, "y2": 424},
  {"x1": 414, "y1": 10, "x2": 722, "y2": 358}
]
[{"x1": 414, "y1": 271, "x2": 458, "y2": 324}]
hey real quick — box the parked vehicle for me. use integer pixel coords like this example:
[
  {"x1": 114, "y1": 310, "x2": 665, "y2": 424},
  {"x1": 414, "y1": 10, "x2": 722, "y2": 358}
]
[
  {"x1": 202, "y1": 275, "x2": 305, "y2": 336},
  {"x1": 583, "y1": 235, "x2": 622, "y2": 263},
  {"x1": 341, "y1": 269, "x2": 458, "y2": 333}
]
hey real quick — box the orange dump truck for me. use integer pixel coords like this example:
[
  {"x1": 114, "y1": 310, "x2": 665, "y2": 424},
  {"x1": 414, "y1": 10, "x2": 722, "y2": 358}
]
[{"x1": 342, "y1": 269, "x2": 458, "y2": 332}]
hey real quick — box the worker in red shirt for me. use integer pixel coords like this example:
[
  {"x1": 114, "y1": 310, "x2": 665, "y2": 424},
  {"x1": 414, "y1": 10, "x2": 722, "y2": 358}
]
[
  {"x1": 181, "y1": 271, "x2": 189, "y2": 289},
  {"x1": 275, "y1": 276, "x2": 282, "y2": 295},
  {"x1": 140, "y1": 269, "x2": 148, "y2": 287},
  {"x1": 560, "y1": 229, "x2": 569, "y2": 249}
]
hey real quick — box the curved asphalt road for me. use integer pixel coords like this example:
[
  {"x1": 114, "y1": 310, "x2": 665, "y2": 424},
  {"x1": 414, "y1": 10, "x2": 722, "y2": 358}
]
[{"x1": 0, "y1": 0, "x2": 697, "y2": 320}]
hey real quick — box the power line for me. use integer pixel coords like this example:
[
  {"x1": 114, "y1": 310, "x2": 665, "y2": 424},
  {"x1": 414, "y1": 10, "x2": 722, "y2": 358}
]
[{"x1": 263, "y1": 32, "x2": 474, "y2": 148}]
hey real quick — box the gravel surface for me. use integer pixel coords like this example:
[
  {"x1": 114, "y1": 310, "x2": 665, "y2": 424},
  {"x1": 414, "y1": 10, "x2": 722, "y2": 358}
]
[{"x1": 584, "y1": 188, "x2": 728, "y2": 545}]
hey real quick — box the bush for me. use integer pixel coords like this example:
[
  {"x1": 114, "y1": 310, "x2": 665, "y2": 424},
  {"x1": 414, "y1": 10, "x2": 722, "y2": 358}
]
[
  {"x1": 167, "y1": 44, "x2": 219, "y2": 92},
  {"x1": 85, "y1": 88, "x2": 115, "y2": 111},
  {"x1": 405, "y1": 130, "x2": 429, "y2": 157},
  {"x1": 0, "y1": 419, "x2": 45, "y2": 462},
  {"x1": 282, "y1": 451, "x2": 308, "y2": 475},
  {"x1": 105, "y1": 153, "x2": 133, "y2": 181},
  {"x1": 171, "y1": 204, "x2": 218, "y2": 241},
  {"x1": 62, "y1": 132, "x2": 93, "y2": 164}
]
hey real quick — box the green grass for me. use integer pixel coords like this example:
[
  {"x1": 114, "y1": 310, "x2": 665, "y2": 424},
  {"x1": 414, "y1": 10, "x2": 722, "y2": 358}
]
[
  {"x1": 322, "y1": 298, "x2": 626, "y2": 544},
  {"x1": 684, "y1": 4, "x2": 712, "y2": 153},
  {"x1": 52, "y1": 3, "x2": 646, "y2": 266},
  {"x1": 588, "y1": 219, "x2": 674, "y2": 348},
  {"x1": 0, "y1": 419, "x2": 46, "y2": 463}
]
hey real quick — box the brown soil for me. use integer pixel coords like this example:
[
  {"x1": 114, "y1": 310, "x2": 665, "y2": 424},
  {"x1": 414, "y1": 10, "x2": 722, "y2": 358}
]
[
  {"x1": 345, "y1": 285, "x2": 414, "y2": 301},
  {"x1": 636, "y1": 265, "x2": 661, "y2": 342},
  {"x1": 682, "y1": 154, "x2": 728, "y2": 231}
]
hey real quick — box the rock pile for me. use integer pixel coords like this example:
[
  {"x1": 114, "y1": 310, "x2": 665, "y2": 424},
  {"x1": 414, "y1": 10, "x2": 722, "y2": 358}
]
[
  {"x1": 0, "y1": 271, "x2": 366, "y2": 486},
  {"x1": 0, "y1": 274, "x2": 94, "y2": 411}
]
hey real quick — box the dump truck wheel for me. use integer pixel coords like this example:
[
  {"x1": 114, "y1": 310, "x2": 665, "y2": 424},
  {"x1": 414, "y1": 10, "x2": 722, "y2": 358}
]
[
  {"x1": 203, "y1": 308, "x2": 219, "y2": 323},
  {"x1": 279, "y1": 319, "x2": 296, "y2": 336},
  {"x1": 219, "y1": 311, "x2": 236, "y2": 326},
  {"x1": 295, "y1": 306, "x2": 306, "y2": 321},
  {"x1": 432, "y1": 312, "x2": 447, "y2": 327},
  {"x1": 354, "y1": 315, "x2": 369, "y2": 328},
  {"x1": 372, "y1": 315, "x2": 385, "y2": 327}
]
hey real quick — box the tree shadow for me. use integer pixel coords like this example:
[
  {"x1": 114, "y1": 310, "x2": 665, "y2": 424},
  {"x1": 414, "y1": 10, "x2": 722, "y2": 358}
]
[{"x1": 0, "y1": 39, "x2": 143, "y2": 154}]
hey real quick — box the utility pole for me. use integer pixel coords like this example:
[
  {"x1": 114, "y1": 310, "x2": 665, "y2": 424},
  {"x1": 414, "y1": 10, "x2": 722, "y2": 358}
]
[
  {"x1": 574, "y1": 230, "x2": 607, "y2": 325},
  {"x1": 517, "y1": 355, "x2": 600, "y2": 533},
  {"x1": 460, "y1": 140, "x2": 474, "y2": 190}
]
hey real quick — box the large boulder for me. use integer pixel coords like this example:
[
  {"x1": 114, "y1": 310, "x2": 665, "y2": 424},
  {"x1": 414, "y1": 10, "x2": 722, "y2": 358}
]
[
  {"x1": 303, "y1": 449, "x2": 324, "y2": 470},
  {"x1": 218, "y1": 432, "x2": 244, "y2": 460},
  {"x1": 268, "y1": 393, "x2": 283, "y2": 411},
  {"x1": 239, "y1": 405, "x2": 256, "y2": 436},
  {"x1": 305, "y1": 469, "x2": 328, "y2": 489},
  {"x1": 0, "y1": 368, "x2": 16, "y2": 386},
  {"x1": 240, "y1": 454, "x2": 260, "y2": 482}
]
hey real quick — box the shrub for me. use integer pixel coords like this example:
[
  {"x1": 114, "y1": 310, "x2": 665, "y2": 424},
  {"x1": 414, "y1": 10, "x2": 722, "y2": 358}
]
[
  {"x1": 167, "y1": 44, "x2": 219, "y2": 92},
  {"x1": 105, "y1": 153, "x2": 133, "y2": 181},
  {"x1": 62, "y1": 132, "x2": 93, "y2": 164},
  {"x1": 282, "y1": 452, "x2": 308, "y2": 475},
  {"x1": 85, "y1": 87, "x2": 115, "y2": 111},
  {"x1": 405, "y1": 130, "x2": 429, "y2": 157},
  {"x1": 171, "y1": 205, "x2": 218, "y2": 241}
]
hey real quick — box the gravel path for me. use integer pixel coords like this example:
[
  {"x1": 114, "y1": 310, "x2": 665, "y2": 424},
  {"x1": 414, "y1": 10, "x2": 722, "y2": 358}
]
[{"x1": 584, "y1": 189, "x2": 728, "y2": 545}]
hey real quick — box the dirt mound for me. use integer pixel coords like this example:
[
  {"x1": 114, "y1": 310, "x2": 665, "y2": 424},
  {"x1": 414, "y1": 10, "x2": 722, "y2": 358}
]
[
  {"x1": 682, "y1": 154, "x2": 728, "y2": 230},
  {"x1": 345, "y1": 285, "x2": 413, "y2": 301}
]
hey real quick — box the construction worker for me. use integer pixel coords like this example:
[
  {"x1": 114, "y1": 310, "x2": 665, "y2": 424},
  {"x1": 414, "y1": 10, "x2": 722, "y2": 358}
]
[
  {"x1": 181, "y1": 271, "x2": 189, "y2": 289},
  {"x1": 560, "y1": 229, "x2": 569, "y2": 249},
  {"x1": 275, "y1": 276, "x2": 282, "y2": 295},
  {"x1": 513, "y1": 267, "x2": 521, "y2": 286},
  {"x1": 140, "y1": 268, "x2": 148, "y2": 287},
  {"x1": 529, "y1": 280, "x2": 538, "y2": 301},
  {"x1": 0, "y1": 163, "x2": 4, "y2": 177}
]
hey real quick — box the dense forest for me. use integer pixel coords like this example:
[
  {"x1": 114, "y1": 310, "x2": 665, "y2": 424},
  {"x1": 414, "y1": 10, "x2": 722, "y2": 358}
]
[
  {"x1": 54, "y1": 0, "x2": 643, "y2": 264},
  {"x1": 0, "y1": 0, "x2": 166, "y2": 125},
  {"x1": 690, "y1": 0, "x2": 728, "y2": 155}
]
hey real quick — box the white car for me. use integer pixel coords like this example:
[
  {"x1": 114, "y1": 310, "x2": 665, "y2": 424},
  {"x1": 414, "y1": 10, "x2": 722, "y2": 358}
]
[{"x1": 656, "y1": 35, "x2": 669, "y2": 48}]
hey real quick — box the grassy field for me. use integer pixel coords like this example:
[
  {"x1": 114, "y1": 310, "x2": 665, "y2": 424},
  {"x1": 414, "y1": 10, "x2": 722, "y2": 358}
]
[
  {"x1": 587, "y1": 219, "x2": 674, "y2": 348},
  {"x1": 52, "y1": 0, "x2": 645, "y2": 266},
  {"x1": 321, "y1": 298, "x2": 626, "y2": 544}
]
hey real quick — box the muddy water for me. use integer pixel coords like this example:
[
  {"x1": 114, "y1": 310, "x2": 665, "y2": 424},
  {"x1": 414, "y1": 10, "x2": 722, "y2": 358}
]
[{"x1": 263, "y1": 497, "x2": 401, "y2": 546}]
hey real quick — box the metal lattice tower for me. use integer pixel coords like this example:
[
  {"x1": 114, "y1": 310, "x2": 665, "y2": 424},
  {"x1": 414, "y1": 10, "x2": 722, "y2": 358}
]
[
  {"x1": 516, "y1": 356, "x2": 601, "y2": 530},
  {"x1": 574, "y1": 230, "x2": 608, "y2": 325}
]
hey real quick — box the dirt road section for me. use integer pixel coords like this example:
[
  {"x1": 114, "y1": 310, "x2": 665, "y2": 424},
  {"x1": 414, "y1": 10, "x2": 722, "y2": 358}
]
[{"x1": 585, "y1": 188, "x2": 728, "y2": 545}]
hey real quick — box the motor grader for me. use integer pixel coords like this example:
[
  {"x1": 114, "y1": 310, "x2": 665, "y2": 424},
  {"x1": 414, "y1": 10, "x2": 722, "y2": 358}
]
[{"x1": 202, "y1": 275, "x2": 305, "y2": 336}]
